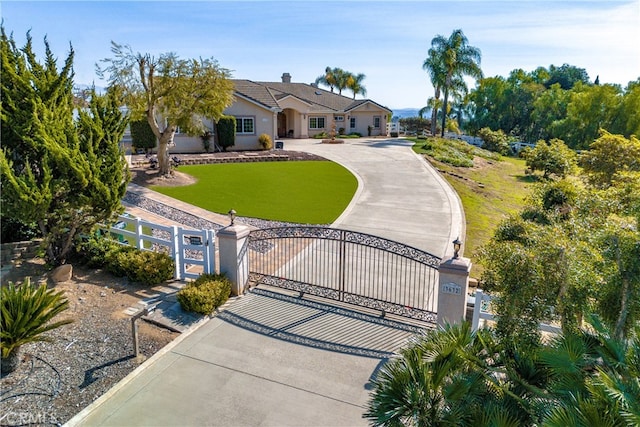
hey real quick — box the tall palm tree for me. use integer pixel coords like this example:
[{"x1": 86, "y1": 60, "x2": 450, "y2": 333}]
[
  {"x1": 429, "y1": 29, "x2": 483, "y2": 137},
  {"x1": 346, "y1": 72, "x2": 367, "y2": 99},
  {"x1": 422, "y1": 49, "x2": 446, "y2": 136}
]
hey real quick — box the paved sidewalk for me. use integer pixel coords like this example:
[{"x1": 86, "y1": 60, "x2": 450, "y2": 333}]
[{"x1": 66, "y1": 137, "x2": 464, "y2": 426}]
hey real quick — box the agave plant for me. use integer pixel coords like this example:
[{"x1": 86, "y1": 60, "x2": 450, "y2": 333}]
[{"x1": 1, "y1": 278, "x2": 73, "y2": 374}]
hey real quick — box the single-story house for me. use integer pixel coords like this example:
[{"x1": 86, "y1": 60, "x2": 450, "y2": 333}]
[{"x1": 169, "y1": 73, "x2": 393, "y2": 153}]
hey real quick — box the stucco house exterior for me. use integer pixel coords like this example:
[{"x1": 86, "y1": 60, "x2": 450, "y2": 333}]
[{"x1": 169, "y1": 73, "x2": 392, "y2": 153}]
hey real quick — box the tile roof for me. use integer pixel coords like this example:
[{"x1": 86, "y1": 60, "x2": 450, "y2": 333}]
[{"x1": 231, "y1": 79, "x2": 390, "y2": 113}]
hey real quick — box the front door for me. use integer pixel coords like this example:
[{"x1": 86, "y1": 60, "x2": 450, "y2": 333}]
[{"x1": 277, "y1": 112, "x2": 287, "y2": 138}]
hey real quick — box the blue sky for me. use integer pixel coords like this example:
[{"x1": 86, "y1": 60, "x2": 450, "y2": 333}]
[{"x1": 2, "y1": 1, "x2": 639, "y2": 110}]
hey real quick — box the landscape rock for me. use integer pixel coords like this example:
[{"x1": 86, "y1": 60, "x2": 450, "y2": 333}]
[{"x1": 51, "y1": 264, "x2": 73, "y2": 283}]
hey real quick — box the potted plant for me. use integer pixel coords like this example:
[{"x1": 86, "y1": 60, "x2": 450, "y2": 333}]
[{"x1": 1, "y1": 279, "x2": 72, "y2": 374}]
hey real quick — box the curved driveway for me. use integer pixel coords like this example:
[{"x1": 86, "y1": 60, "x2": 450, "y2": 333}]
[
  {"x1": 67, "y1": 138, "x2": 465, "y2": 427},
  {"x1": 286, "y1": 138, "x2": 464, "y2": 258}
]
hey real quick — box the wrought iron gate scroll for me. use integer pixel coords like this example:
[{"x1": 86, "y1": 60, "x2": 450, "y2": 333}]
[{"x1": 248, "y1": 227, "x2": 441, "y2": 322}]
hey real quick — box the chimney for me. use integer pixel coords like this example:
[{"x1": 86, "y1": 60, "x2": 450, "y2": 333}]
[{"x1": 281, "y1": 72, "x2": 291, "y2": 83}]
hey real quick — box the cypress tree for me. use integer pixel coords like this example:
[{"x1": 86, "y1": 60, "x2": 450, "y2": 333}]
[{"x1": 0, "y1": 28, "x2": 130, "y2": 265}]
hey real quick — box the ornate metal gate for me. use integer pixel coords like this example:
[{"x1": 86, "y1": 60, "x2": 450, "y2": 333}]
[{"x1": 248, "y1": 227, "x2": 441, "y2": 322}]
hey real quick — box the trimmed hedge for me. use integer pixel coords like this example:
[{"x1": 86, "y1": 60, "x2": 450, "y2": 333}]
[
  {"x1": 216, "y1": 116, "x2": 236, "y2": 151},
  {"x1": 177, "y1": 273, "x2": 232, "y2": 315},
  {"x1": 130, "y1": 119, "x2": 157, "y2": 152}
]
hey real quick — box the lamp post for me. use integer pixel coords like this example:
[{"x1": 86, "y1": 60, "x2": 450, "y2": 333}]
[
  {"x1": 228, "y1": 209, "x2": 236, "y2": 226},
  {"x1": 452, "y1": 237, "x2": 462, "y2": 258}
]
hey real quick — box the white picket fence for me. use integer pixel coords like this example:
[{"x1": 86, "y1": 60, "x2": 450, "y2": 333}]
[
  {"x1": 471, "y1": 289, "x2": 561, "y2": 334},
  {"x1": 104, "y1": 214, "x2": 216, "y2": 281}
]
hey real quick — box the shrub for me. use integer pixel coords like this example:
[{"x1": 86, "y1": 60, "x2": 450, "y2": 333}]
[
  {"x1": 130, "y1": 119, "x2": 157, "y2": 153},
  {"x1": 177, "y1": 273, "x2": 232, "y2": 315},
  {"x1": 78, "y1": 234, "x2": 124, "y2": 268},
  {"x1": 258, "y1": 133, "x2": 273, "y2": 150},
  {"x1": 0, "y1": 217, "x2": 40, "y2": 243},
  {"x1": 478, "y1": 127, "x2": 510, "y2": 155},
  {"x1": 123, "y1": 249, "x2": 175, "y2": 286},
  {"x1": 78, "y1": 235, "x2": 174, "y2": 286},
  {"x1": 216, "y1": 116, "x2": 236, "y2": 151},
  {"x1": 524, "y1": 139, "x2": 577, "y2": 179},
  {"x1": 1, "y1": 278, "x2": 73, "y2": 373},
  {"x1": 349, "y1": 132, "x2": 362, "y2": 137}
]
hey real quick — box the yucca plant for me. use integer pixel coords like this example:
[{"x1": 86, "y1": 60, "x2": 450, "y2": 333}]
[{"x1": 1, "y1": 278, "x2": 73, "y2": 374}]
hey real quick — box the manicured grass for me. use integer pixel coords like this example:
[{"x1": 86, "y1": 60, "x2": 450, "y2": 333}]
[{"x1": 151, "y1": 161, "x2": 357, "y2": 224}]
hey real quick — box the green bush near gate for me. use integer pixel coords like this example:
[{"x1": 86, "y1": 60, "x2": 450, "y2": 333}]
[
  {"x1": 177, "y1": 273, "x2": 232, "y2": 315},
  {"x1": 77, "y1": 235, "x2": 174, "y2": 286}
]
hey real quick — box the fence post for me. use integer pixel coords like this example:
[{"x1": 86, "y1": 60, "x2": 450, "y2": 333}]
[
  {"x1": 217, "y1": 224, "x2": 250, "y2": 296},
  {"x1": 172, "y1": 225, "x2": 181, "y2": 280},
  {"x1": 135, "y1": 217, "x2": 144, "y2": 250},
  {"x1": 471, "y1": 289, "x2": 486, "y2": 331},
  {"x1": 437, "y1": 255, "x2": 472, "y2": 327},
  {"x1": 205, "y1": 229, "x2": 216, "y2": 274}
]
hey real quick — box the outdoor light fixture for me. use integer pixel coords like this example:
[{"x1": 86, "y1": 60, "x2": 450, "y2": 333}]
[
  {"x1": 452, "y1": 237, "x2": 462, "y2": 258},
  {"x1": 228, "y1": 209, "x2": 236, "y2": 225}
]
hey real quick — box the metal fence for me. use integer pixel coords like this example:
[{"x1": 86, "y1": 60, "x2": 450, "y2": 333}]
[{"x1": 248, "y1": 226, "x2": 441, "y2": 322}]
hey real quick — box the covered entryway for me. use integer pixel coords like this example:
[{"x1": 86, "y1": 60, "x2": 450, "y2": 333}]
[{"x1": 278, "y1": 108, "x2": 298, "y2": 138}]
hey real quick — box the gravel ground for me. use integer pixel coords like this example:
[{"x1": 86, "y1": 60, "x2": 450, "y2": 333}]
[{"x1": 0, "y1": 259, "x2": 179, "y2": 426}]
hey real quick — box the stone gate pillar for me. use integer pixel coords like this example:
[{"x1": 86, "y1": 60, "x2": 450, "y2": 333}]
[
  {"x1": 437, "y1": 256, "x2": 472, "y2": 327},
  {"x1": 217, "y1": 224, "x2": 250, "y2": 296}
]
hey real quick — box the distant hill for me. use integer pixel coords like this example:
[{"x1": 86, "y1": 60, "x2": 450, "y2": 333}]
[{"x1": 390, "y1": 108, "x2": 422, "y2": 120}]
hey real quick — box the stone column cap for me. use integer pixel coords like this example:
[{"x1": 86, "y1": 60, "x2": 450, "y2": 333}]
[
  {"x1": 217, "y1": 224, "x2": 251, "y2": 238},
  {"x1": 438, "y1": 256, "x2": 472, "y2": 273}
]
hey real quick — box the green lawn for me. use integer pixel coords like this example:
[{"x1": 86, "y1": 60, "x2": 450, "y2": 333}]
[{"x1": 151, "y1": 161, "x2": 357, "y2": 224}]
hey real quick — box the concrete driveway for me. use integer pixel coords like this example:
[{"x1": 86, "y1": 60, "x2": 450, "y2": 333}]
[
  {"x1": 68, "y1": 289, "x2": 421, "y2": 426},
  {"x1": 66, "y1": 137, "x2": 463, "y2": 426},
  {"x1": 283, "y1": 138, "x2": 464, "y2": 258}
]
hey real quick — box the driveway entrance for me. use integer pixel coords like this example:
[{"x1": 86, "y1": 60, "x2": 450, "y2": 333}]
[{"x1": 70, "y1": 289, "x2": 420, "y2": 426}]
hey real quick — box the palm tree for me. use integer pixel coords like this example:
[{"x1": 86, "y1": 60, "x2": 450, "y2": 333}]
[
  {"x1": 315, "y1": 66, "x2": 337, "y2": 93},
  {"x1": 365, "y1": 322, "x2": 523, "y2": 426},
  {"x1": 428, "y1": 29, "x2": 482, "y2": 137},
  {"x1": 346, "y1": 72, "x2": 367, "y2": 99},
  {"x1": 540, "y1": 316, "x2": 640, "y2": 426},
  {"x1": 332, "y1": 68, "x2": 350, "y2": 96},
  {"x1": 422, "y1": 49, "x2": 445, "y2": 136},
  {"x1": 1, "y1": 278, "x2": 73, "y2": 374}
]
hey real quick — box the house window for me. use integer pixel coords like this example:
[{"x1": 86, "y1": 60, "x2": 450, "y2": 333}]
[
  {"x1": 236, "y1": 117, "x2": 255, "y2": 134},
  {"x1": 350, "y1": 117, "x2": 356, "y2": 128},
  {"x1": 373, "y1": 116, "x2": 381, "y2": 129},
  {"x1": 309, "y1": 117, "x2": 325, "y2": 129},
  {"x1": 334, "y1": 115, "x2": 344, "y2": 122}
]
